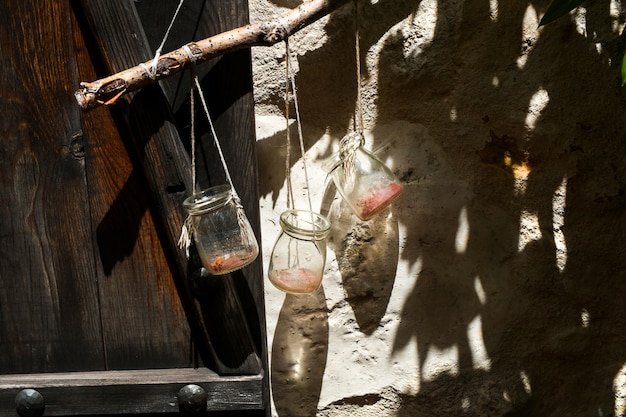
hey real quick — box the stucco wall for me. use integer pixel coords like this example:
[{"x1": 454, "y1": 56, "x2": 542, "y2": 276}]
[{"x1": 250, "y1": 1, "x2": 626, "y2": 416}]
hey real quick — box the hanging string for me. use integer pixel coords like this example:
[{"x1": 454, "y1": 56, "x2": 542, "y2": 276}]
[
  {"x1": 353, "y1": 0, "x2": 364, "y2": 135},
  {"x1": 141, "y1": 0, "x2": 186, "y2": 79},
  {"x1": 177, "y1": 63, "x2": 198, "y2": 257},
  {"x1": 284, "y1": 38, "x2": 315, "y2": 220},
  {"x1": 339, "y1": 0, "x2": 365, "y2": 183},
  {"x1": 154, "y1": 2, "x2": 249, "y2": 258},
  {"x1": 284, "y1": 39, "x2": 295, "y2": 210},
  {"x1": 189, "y1": 77, "x2": 197, "y2": 196},
  {"x1": 193, "y1": 77, "x2": 235, "y2": 200},
  {"x1": 192, "y1": 75, "x2": 254, "y2": 245},
  {"x1": 179, "y1": 71, "x2": 254, "y2": 256}
]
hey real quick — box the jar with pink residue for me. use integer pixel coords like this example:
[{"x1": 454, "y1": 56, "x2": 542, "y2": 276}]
[
  {"x1": 324, "y1": 137, "x2": 403, "y2": 221},
  {"x1": 183, "y1": 185, "x2": 259, "y2": 275},
  {"x1": 268, "y1": 210, "x2": 331, "y2": 294}
]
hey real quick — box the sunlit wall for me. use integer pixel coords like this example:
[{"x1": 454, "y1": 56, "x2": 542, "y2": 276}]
[{"x1": 251, "y1": 1, "x2": 626, "y2": 416}]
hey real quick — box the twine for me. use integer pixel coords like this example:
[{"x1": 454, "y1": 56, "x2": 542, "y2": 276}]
[
  {"x1": 178, "y1": 215, "x2": 194, "y2": 258},
  {"x1": 284, "y1": 39, "x2": 315, "y2": 216},
  {"x1": 284, "y1": 37, "x2": 320, "y2": 242},
  {"x1": 141, "y1": 0, "x2": 186, "y2": 79},
  {"x1": 339, "y1": 0, "x2": 365, "y2": 182},
  {"x1": 182, "y1": 44, "x2": 201, "y2": 63},
  {"x1": 177, "y1": 65, "x2": 197, "y2": 257},
  {"x1": 339, "y1": 130, "x2": 365, "y2": 185},
  {"x1": 284, "y1": 39, "x2": 295, "y2": 210},
  {"x1": 143, "y1": 0, "x2": 250, "y2": 258},
  {"x1": 179, "y1": 73, "x2": 254, "y2": 257},
  {"x1": 144, "y1": 0, "x2": 194, "y2": 256},
  {"x1": 353, "y1": 0, "x2": 364, "y2": 134},
  {"x1": 193, "y1": 75, "x2": 253, "y2": 247}
]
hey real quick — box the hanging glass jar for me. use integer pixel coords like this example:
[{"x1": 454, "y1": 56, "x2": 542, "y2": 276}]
[
  {"x1": 183, "y1": 184, "x2": 259, "y2": 275},
  {"x1": 324, "y1": 132, "x2": 404, "y2": 221},
  {"x1": 268, "y1": 210, "x2": 331, "y2": 294}
]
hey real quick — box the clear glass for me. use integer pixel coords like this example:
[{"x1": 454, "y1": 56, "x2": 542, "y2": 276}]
[
  {"x1": 268, "y1": 210, "x2": 331, "y2": 294},
  {"x1": 183, "y1": 185, "x2": 259, "y2": 275},
  {"x1": 325, "y1": 146, "x2": 403, "y2": 221}
]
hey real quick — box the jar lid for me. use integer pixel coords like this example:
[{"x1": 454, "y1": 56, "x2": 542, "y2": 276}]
[
  {"x1": 279, "y1": 209, "x2": 331, "y2": 241},
  {"x1": 183, "y1": 184, "x2": 232, "y2": 215}
]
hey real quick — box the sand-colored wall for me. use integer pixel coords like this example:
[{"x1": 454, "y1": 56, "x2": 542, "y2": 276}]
[{"x1": 250, "y1": 1, "x2": 626, "y2": 415}]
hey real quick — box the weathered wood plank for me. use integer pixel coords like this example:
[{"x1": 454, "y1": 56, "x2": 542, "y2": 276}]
[
  {"x1": 0, "y1": 0, "x2": 103, "y2": 373},
  {"x1": 0, "y1": 368, "x2": 263, "y2": 415},
  {"x1": 71, "y1": 4, "x2": 193, "y2": 369},
  {"x1": 153, "y1": 5, "x2": 270, "y2": 408},
  {"x1": 186, "y1": 2, "x2": 269, "y2": 379},
  {"x1": 138, "y1": 1, "x2": 269, "y2": 396},
  {"x1": 77, "y1": 0, "x2": 264, "y2": 377}
]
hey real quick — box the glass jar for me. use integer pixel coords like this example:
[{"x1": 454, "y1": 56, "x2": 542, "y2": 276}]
[
  {"x1": 183, "y1": 185, "x2": 259, "y2": 275},
  {"x1": 324, "y1": 145, "x2": 403, "y2": 221},
  {"x1": 268, "y1": 210, "x2": 331, "y2": 294}
]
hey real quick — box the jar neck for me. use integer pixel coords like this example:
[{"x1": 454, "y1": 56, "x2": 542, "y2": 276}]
[
  {"x1": 183, "y1": 185, "x2": 232, "y2": 216},
  {"x1": 279, "y1": 210, "x2": 331, "y2": 241}
]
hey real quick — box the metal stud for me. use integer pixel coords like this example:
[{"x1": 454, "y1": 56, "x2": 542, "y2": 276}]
[
  {"x1": 15, "y1": 389, "x2": 45, "y2": 417},
  {"x1": 176, "y1": 384, "x2": 207, "y2": 413}
]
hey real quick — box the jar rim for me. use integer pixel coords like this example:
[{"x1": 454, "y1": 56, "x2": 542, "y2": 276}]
[
  {"x1": 183, "y1": 184, "x2": 232, "y2": 215},
  {"x1": 279, "y1": 209, "x2": 331, "y2": 239}
]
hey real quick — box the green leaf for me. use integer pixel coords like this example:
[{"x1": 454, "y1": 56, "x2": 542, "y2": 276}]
[
  {"x1": 539, "y1": 0, "x2": 585, "y2": 26},
  {"x1": 622, "y1": 52, "x2": 626, "y2": 86}
]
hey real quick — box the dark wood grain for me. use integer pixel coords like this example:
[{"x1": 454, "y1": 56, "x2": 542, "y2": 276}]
[
  {"x1": 72, "y1": 4, "x2": 193, "y2": 370},
  {"x1": 187, "y1": 5, "x2": 269, "y2": 384},
  {"x1": 140, "y1": 0, "x2": 268, "y2": 355},
  {"x1": 139, "y1": 1, "x2": 269, "y2": 401},
  {"x1": 78, "y1": 0, "x2": 265, "y2": 377},
  {"x1": 76, "y1": 0, "x2": 215, "y2": 369},
  {"x1": 0, "y1": 0, "x2": 104, "y2": 373},
  {"x1": 0, "y1": 368, "x2": 263, "y2": 415},
  {"x1": 0, "y1": 0, "x2": 268, "y2": 414}
]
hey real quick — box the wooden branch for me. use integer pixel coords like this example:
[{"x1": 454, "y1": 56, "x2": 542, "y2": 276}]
[{"x1": 75, "y1": 0, "x2": 351, "y2": 111}]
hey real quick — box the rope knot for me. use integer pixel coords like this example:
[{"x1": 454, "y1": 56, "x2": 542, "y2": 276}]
[
  {"x1": 178, "y1": 215, "x2": 194, "y2": 258},
  {"x1": 265, "y1": 18, "x2": 289, "y2": 43},
  {"x1": 182, "y1": 43, "x2": 202, "y2": 63},
  {"x1": 339, "y1": 130, "x2": 365, "y2": 184},
  {"x1": 339, "y1": 131, "x2": 364, "y2": 159}
]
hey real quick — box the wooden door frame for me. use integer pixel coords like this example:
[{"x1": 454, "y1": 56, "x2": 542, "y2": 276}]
[{"x1": 0, "y1": 0, "x2": 269, "y2": 415}]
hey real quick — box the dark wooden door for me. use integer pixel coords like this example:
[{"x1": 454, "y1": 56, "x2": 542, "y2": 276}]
[{"x1": 0, "y1": 0, "x2": 267, "y2": 415}]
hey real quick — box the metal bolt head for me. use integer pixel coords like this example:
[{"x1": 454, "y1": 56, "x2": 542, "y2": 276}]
[
  {"x1": 15, "y1": 389, "x2": 45, "y2": 417},
  {"x1": 177, "y1": 384, "x2": 207, "y2": 413}
]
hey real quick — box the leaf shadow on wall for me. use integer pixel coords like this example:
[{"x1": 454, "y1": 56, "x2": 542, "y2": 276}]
[
  {"x1": 375, "y1": 0, "x2": 626, "y2": 416},
  {"x1": 256, "y1": 123, "x2": 299, "y2": 209},
  {"x1": 257, "y1": 3, "x2": 422, "y2": 368},
  {"x1": 259, "y1": 2, "x2": 424, "y2": 413},
  {"x1": 271, "y1": 288, "x2": 329, "y2": 417},
  {"x1": 321, "y1": 181, "x2": 400, "y2": 336},
  {"x1": 256, "y1": 0, "x2": 422, "y2": 205}
]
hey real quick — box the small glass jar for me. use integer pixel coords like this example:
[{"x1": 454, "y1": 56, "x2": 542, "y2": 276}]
[
  {"x1": 183, "y1": 185, "x2": 259, "y2": 275},
  {"x1": 324, "y1": 145, "x2": 403, "y2": 221},
  {"x1": 268, "y1": 210, "x2": 331, "y2": 294}
]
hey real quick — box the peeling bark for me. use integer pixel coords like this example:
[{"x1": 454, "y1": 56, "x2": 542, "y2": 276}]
[{"x1": 75, "y1": 0, "x2": 351, "y2": 111}]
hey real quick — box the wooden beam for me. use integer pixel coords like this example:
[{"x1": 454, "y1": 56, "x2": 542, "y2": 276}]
[
  {"x1": 0, "y1": 368, "x2": 263, "y2": 415},
  {"x1": 75, "y1": 0, "x2": 351, "y2": 111}
]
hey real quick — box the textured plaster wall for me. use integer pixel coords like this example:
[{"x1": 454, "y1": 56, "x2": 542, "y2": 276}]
[{"x1": 249, "y1": 1, "x2": 626, "y2": 416}]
